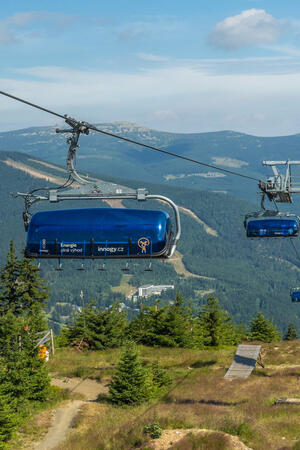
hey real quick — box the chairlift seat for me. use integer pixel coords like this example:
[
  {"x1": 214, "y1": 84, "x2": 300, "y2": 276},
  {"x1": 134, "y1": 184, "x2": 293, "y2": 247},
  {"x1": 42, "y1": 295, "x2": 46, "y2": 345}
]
[
  {"x1": 244, "y1": 211, "x2": 299, "y2": 238},
  {"x1": 25, "y1": 208, "x2": 172, "y2": 259}
]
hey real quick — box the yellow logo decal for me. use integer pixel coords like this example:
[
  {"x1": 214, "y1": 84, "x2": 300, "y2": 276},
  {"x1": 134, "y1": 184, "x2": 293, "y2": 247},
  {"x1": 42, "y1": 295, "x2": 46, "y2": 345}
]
[{"x1": 138, "y1": 237, "x2": 150, "y2": 253}]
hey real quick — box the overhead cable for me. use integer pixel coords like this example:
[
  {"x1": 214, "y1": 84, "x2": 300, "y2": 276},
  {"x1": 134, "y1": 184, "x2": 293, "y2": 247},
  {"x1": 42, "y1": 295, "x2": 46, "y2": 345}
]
[{"x1": 0, "y1": 90, "x2": 260, "y2": 183}]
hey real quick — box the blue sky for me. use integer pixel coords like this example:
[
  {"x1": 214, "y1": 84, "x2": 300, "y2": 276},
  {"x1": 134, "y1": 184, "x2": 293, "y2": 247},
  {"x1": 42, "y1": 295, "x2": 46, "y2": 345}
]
[{"x1": 1, "y1": 0, "x2": 300, "y2": 135}]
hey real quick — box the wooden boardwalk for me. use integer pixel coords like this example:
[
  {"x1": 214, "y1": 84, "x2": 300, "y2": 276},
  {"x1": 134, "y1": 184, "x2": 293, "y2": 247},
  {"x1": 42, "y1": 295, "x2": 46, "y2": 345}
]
[{"x1": 224, "y1": 344, "x2": 261, "y2": 379}]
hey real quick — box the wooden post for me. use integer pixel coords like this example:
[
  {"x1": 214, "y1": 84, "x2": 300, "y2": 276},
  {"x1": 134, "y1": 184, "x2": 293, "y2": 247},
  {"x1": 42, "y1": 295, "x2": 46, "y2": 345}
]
[
  {"x1": 50, "y1": 329, "x2": 55, "y2": 355},
  {"x1": 18, "y1": 334, "x2": 22, "y2": 352}
]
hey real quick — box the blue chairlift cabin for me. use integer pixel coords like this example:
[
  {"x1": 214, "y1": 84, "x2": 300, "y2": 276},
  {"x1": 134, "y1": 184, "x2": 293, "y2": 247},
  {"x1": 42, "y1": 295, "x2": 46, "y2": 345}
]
[
  {"x1": 244, "y1": 210, "x2": 299, "y2": 238},
  {"x1": 291, "y1": 288, "x2": 300, "y2": 303},
  {"x1": 14, "y1": 113, "x2": 181, "y2": 265},
  {"x1": 26, "y1": 208, "x2": 173, "y2": 259}
]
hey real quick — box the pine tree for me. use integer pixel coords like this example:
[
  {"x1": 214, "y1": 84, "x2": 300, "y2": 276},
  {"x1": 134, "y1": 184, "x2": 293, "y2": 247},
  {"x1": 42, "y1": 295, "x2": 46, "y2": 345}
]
[
  {"x1": 150, "y1": 361, "x2": 171, "y2": 395},
  {"x1": 129, "y1": 303, "x2": 172, "y2": 346},
  {"x1": 0, "y1": 243, "x2": 48, "y2": 329},
  {"x1": 198, "y1": 297, "x2": 241, "y2": 347},
  {"x1": 0, "y1": 313, "x2": 50, "y2": 404},
  {"x1": 284, "y1": 323, "x2": 298, "y2": 341},
  {"x1": 129, "y1": 294, "x2": 194, "y2": 347},
  {"x1": 66, "y1": 302, "x2": 127, "y2": 350},
  {"x1": 249, "y1": 311, "x2": 281, "y2": 343},
  {"x1": 0, "y1": 244, "x2": 51, "y2": 410},
  {"x1": 109, "y1": 342, "x2": 151, "y2": 405},
  {"x1": 164, "y1": 292, "x2": 193, "y2": 347},
  {"x1": 0, "y1": 366, "x2": 19, "y2": 446},
  {"x1": 0, "y1": 241, "x2": 20, "y2": 315},
  {"x1": 16, "y1": 256, "x2": 48, "y2": 321}
]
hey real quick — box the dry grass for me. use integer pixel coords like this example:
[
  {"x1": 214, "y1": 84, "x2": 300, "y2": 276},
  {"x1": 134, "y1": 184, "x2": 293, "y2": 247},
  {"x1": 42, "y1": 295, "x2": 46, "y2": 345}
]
[
  {"x1": 111, "y1": 274, "x2": 136, "y2": 296},
  {"x1": 171, "y1": 431, "x2": 235, "y2": 450},
  {"x1": 166, "y1": 251, "x2": 215, "y2": 280},
  {"x1": 42, "y1": 342, "x2": 300, "y2": 449}
]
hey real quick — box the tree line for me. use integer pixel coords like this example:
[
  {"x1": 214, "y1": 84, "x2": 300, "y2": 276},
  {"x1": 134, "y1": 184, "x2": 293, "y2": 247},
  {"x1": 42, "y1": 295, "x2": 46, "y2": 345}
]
[{"x1": 58, "y1": 292, "x2": 295, "y2": 351}]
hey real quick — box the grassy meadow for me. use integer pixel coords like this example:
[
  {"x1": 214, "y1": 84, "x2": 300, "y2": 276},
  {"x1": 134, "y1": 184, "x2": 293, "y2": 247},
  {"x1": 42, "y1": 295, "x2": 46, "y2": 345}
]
[
  {"x1": 16, "y1": 341, "x2": 300, "y2": 449},
  {"x1": 45, "y1": 341, "x2": 300, "y2": 449}
]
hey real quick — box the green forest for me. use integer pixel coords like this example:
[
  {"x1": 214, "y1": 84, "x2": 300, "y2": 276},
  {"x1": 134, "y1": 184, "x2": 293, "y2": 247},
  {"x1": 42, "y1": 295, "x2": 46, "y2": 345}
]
[
  {"x1": 0, "y1": 151, "x2": 300, "y2": 334},
  {"x1": 0, "y1": 237, "x2": 297, "y2": 447}
]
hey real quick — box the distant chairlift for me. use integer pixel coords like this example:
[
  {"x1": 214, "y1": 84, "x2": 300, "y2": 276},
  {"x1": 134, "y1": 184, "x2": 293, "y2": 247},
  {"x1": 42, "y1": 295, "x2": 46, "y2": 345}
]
[
  {"x1": 291, "y1": 288, "x2": 300, "y2": 303},
  {"x1": 244, "y1": 210, "x2": 299, "y2": 238},
  {"x1": 16, "y1": 117, "x2": 181, "y2": 267},
  {"x1": 245, "y1": 160, "x2": 300, "y2": 238}
]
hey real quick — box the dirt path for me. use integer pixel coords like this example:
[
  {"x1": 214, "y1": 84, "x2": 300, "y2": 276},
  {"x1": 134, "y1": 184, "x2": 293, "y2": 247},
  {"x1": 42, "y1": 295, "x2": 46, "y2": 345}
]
[
  {"x1": 178, "y1": 205, "x2": 218, "y2": 237},
  {"x1": 34, "y1": 400, "x2": 84, "y2": 450},
  {"x1": 34, "y1": 377, "x2": 108, "y2": 450},
  {"x1": 149, "y1": 428, "x2": 252, "y2": 449},
  {"x1": 167, "y1": 251, "x2": 215, "y2": 280},
  {"x1": 2, "y1": 158, "x2": 121, "y2": 209}
]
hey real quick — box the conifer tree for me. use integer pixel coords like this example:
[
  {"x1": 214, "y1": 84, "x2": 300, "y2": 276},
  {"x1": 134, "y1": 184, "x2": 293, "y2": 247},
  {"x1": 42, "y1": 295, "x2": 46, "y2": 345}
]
[
  {"x1": 65, "y1": 302, "x2": 127, "y2": 349},
  {"x1": 16, "y1": 256, "x2": 48, "y2": 321},
  {"x1": 249, "y1": 311, "x2": 281, "y2": 342},
  {"x1": 129, "y1": 294, "x2": 194, "y2": 347},
  {"x1": 0, "y1": 365, "x2": 18, "y2": 446},
  {"x1": 198, "y1": 297, "x2": 241, "y2": 347},
  {"x1": 109, "y1": 342, "x2": 151, "y2": 405},
  {"x1": 150, "y1": 361, "x2": 171, "y2": 395},
  {"x1": 284, "y1": 323, "x2": 298, "y2": 341},
  {"x1": 0, "y1": 244, "x2": 51, "y2": 411},
  {"x1": 129, "y1": 303, "x2": 172, "y2": 346},
  {"x1": 0, "y1": 313, "x2": 50, "y2": 404},
  {"x1": 164, "y1": 292, "x2": 193, "y2": 347},
  {"x1": 0, "y1": 243, "x2": 48, "y2": 330},
  {"x1": 0, "y1": 241, "x2": 20, "y2": 315}
]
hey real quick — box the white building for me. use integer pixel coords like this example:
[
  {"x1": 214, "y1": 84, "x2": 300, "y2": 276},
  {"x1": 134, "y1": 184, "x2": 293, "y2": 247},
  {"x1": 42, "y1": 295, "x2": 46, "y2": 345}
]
[{"x1": 138, "y1": 284, "x2": 174, "y2": 298}]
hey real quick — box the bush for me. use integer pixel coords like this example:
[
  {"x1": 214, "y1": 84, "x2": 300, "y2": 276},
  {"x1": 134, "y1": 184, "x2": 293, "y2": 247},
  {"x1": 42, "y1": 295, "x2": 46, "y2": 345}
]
[{"x1": 144, "y1": 422, "x2": 163, "y2": 439}]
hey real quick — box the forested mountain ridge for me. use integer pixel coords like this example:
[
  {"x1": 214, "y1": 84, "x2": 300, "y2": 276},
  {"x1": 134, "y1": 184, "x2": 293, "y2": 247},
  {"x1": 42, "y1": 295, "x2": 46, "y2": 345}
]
[
  {"x1": 2, "y1": 123, "x2": 300, "y2": 201},
  {"x1": 0, "y1": 149, "x2": 300, "y2": 334}
]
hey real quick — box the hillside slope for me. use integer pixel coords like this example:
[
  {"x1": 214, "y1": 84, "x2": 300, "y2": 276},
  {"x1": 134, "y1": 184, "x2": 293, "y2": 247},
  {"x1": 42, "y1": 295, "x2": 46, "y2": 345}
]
[
  {"x1": 2, "y1": 124, "x2": 300, "y2": 201},
  {"x1": 0, "y1": 150, "x2": 300, "y2": 333}
]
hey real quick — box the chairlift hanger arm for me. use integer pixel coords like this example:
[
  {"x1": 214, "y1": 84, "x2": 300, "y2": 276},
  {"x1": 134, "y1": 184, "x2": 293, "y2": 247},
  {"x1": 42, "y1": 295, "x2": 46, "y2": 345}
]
[{"x1": 260, "y1": 160, "x2": 300, "y2": 204}]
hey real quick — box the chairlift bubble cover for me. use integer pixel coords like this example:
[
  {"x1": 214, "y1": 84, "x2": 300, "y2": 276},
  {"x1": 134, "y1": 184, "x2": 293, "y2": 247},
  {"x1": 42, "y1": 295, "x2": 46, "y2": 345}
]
[
  {"x1": 245, "y1": 213, "x2": 299, "y2": 238},
  {"x1": 25, "y1": 208, "x2": 172, "y2": 259},
  {"x1": 291, "y1": 290, "x2": 300, "y2": 303}
]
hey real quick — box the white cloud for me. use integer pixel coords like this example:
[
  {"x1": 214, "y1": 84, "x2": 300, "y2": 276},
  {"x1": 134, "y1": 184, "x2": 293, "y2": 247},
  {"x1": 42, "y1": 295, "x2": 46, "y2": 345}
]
[
  {"x1": 0, "y1": 24, "x2": 18, "y2": 44},
  {"x1": 152, "y1": 110, "x2": 179, "y2": 121},
  {"x1": 136, "y1": 53, "x2": 169, "y2": 62},
  {"x1": 117, "y1": 18, "x2": 183, "y2": 41},
  {"x1": 0, "y1": 11, "x2": 77, "y2": 45},
  {"x1": 208, "y1": 9, "x2": 284, "y2": 50},
  {"x1": 263, "y1": 44, "x2": 300, "y2": 57},
  {"x1": 2, "y1": 64, "x2": 300, "y2": 136}
]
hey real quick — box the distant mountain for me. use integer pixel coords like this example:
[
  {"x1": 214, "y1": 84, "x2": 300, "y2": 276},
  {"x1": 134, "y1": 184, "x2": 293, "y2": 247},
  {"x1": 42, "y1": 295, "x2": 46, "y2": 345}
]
[
  {"x1": 2, "y1": 123, "x2": 300, "y2": 202},
  {"x1": 1, "y1": 149, "x2": 300, "y2": 335}
]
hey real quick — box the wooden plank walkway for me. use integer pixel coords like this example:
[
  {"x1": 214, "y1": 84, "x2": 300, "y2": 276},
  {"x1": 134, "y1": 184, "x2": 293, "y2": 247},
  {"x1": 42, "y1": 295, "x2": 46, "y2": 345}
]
[{"x1": 224, "y1": 344, "x2": 261, "y2": 379}]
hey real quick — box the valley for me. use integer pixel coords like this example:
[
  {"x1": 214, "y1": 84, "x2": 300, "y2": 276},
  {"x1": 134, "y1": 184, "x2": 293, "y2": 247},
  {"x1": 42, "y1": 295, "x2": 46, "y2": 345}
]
[{"x1": 1, "y1": 125, "x2": 300, "y2": 334}]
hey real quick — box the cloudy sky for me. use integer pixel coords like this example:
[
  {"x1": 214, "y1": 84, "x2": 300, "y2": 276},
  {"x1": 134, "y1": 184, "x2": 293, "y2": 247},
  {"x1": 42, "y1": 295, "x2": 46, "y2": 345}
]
[{"x1": 1, "y1": 0, "x2": 300, "y2": 136}]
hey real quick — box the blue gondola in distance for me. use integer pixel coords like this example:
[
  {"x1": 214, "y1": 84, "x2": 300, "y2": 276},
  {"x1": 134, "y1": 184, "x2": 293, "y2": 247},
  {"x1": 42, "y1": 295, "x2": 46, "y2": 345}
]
[
  {"x1": 291, "y1": 288, "x2": 300, "y2": 303},
  {"x1": 26, "y1": 208, "x2": 172, "y2": 259},
  {"x1": 244, "y1": 210, "x2": 299, "y2": 238}
]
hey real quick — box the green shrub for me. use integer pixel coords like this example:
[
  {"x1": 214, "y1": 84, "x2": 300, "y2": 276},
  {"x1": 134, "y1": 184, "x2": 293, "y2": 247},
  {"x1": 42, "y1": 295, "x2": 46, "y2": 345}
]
[{"x1": 144, "y1": 422, "x2": 163, "y2": 439}]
